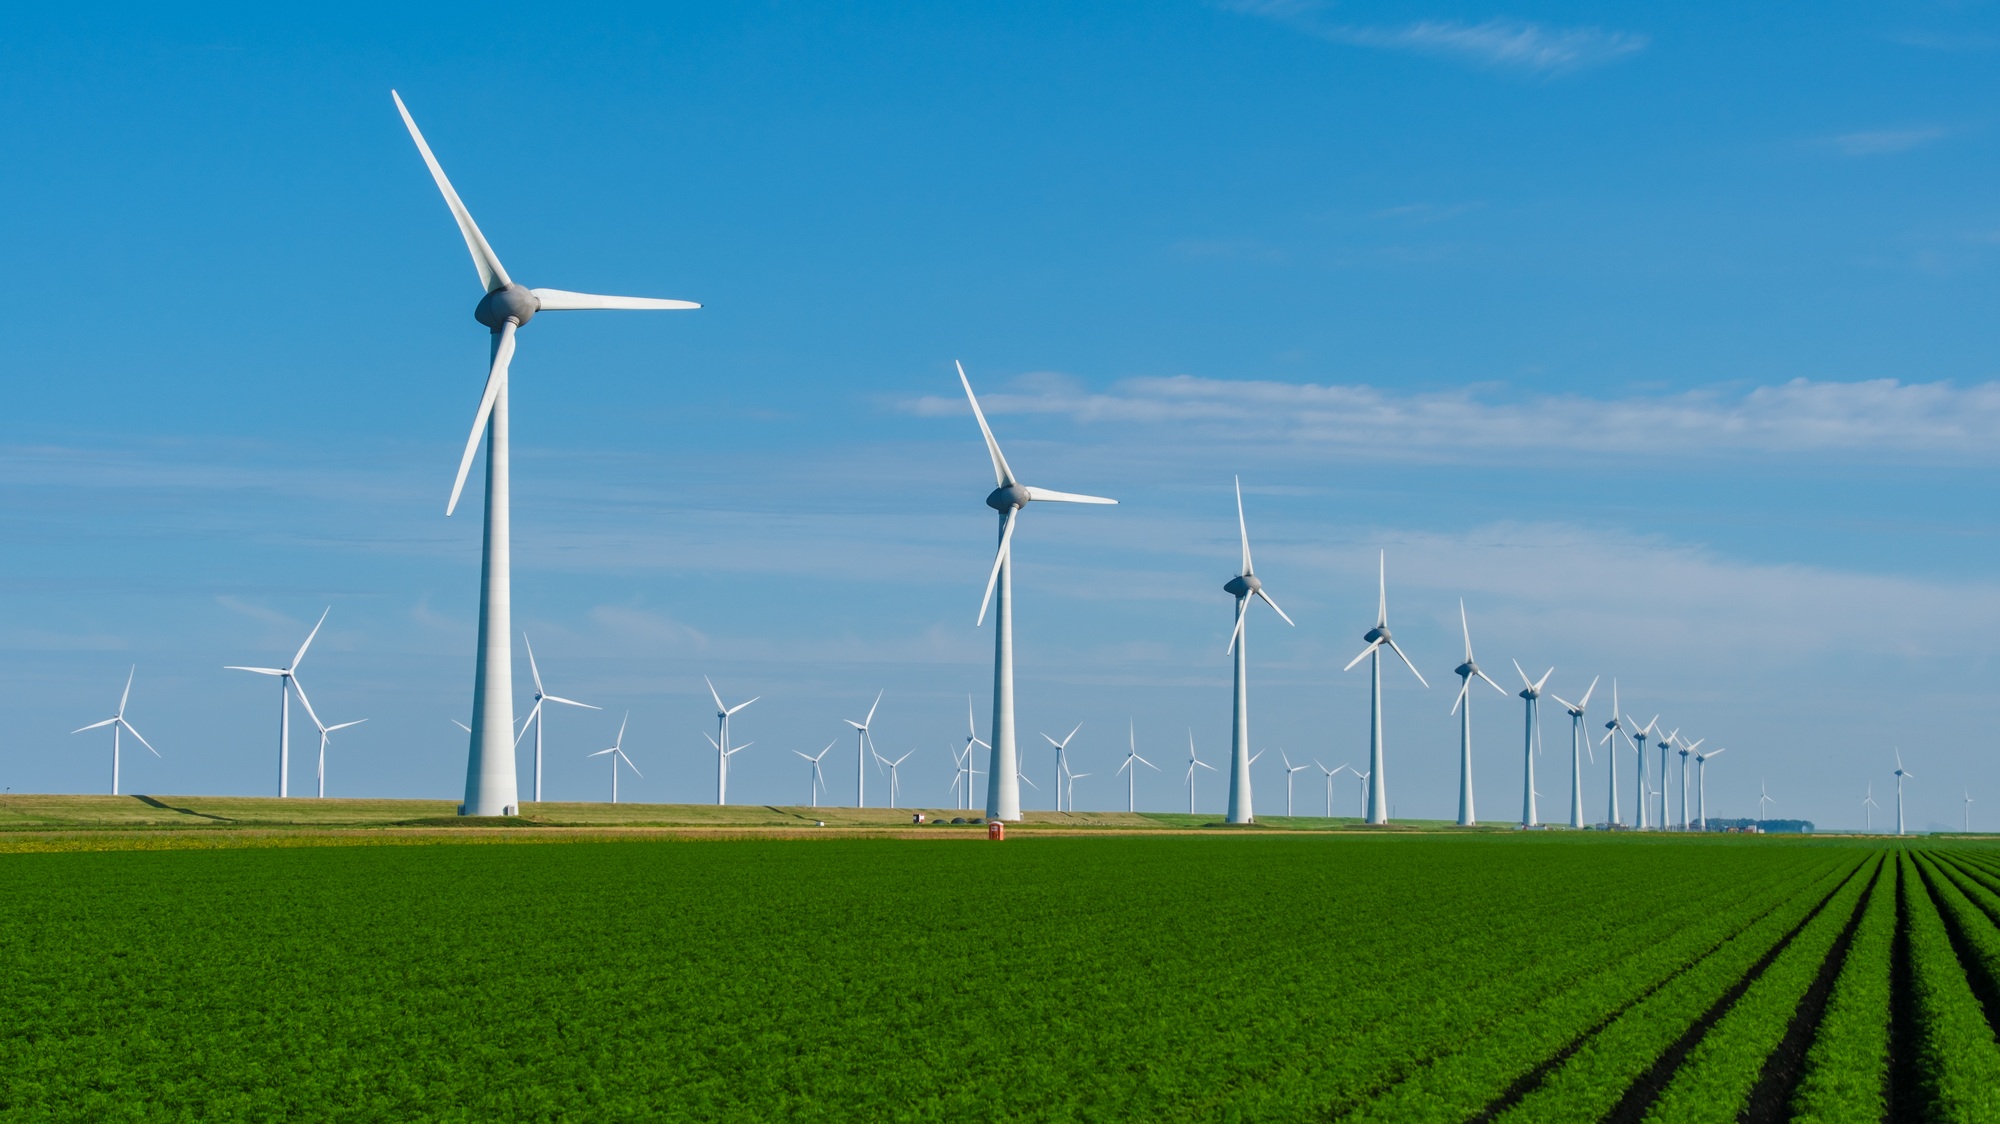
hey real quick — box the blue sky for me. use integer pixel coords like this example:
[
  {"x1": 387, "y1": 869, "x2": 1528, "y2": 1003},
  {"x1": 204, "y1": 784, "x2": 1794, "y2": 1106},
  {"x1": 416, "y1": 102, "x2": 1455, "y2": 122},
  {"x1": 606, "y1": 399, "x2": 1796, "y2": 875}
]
[{"x1": 2, "y1": 1, "x2": 1997, "y2": 828}]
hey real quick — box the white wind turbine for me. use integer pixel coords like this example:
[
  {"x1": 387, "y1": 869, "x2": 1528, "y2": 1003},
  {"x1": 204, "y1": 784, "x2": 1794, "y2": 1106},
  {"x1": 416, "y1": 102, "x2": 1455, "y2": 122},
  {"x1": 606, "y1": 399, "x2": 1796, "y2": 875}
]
[
  {"x1": 1621, "y1": 713, "x2": 1660, "y2": 829},
  {"x1": 1655, "y1": 728, "x2": 1680, "y2": 831},
  {"x1": 1549, "y1": 676, "x2": 1598, "y2": 830},
  {"x1": 1862, "y1": 781, "x2": 1879, "y2": 833},
  {"x1": 70, "y1": 666, "x2": 159, "y2": 796},
  {"x1": 225, "y1": 607, "x2": 330, "y2": 799},
  {"x1": 1224, "y1": 476, "x2": 1294, "y2": 824},
  {"x1": 845, "y1": 690, "x2": 884, "y2": 808},
  {"x1": 1512, "y1": 661, "x2": 1554, "y2": 828},
  {"x1": 1693, "y1": 745, "x2": 1725, "y2": 830},
  {"x1": 1042, "y1": 723, "x2": 1083, "y2": 812},
  {"x1": 1676, "y1": 738, "x2": 1703, "y2": 831},
  {"x1": 1450, "y1": 601, "x2": 1506, "y2": 827},
  {"x1": 1185, "y1": 731, "x2": 1219, "y2": 815},
  {"x1": 1319, "y1": 761, "x2": 1350, "y2": 818},
  {"x1": 587, "y1": 713, "x2": 641, "y2": 804},
  {"x1": 793, "y1": 742, "x2": 833, "y2": 808},
  {"x1": 958, "y1": 362, "x2": 1117, "y2": 822},
  {"x1": 1758, "y1": 779, "x2": 1776, "y2": 824},
  {"x1": 705, "y1": 678, "x2": 759, "y2": 806},
  {"x1": 1350, "y1": 766, "x2": 1370, "y2": 819},
  {"x1": 1894, "y1": 749, "x2": 1913, "y2": 836},
  {"x1": 1280, "y1": 751, "x2": 1312, "y2": 817},
  {"x1": 391, "y1": 91, "x2": 699, "y2": 817},
  {"x1": 1964, "y1": 787, "x2": 1974, "y2": 833},
  {"x1": 1342, "y1": 552, "x2": 1428, "y2": 824},
  {"x1": 1117, "y1": 721, "x2": 1159, "y2": 813},
  {"x1": 518, "y1": 636, "x2": 599, "y2": 803},
  {"x1": 1598, "y1": 679, "x2": 1631, "y2": 827},
  {"x1": 874, "y1": 748, "x2": 915, "y2": 809},
  {"x1": 1064, "y1": 770, "x2": 1092, "y2": 812},
  {"x1": 311, "y1": 717, "x2": 368, "y2": 799}
]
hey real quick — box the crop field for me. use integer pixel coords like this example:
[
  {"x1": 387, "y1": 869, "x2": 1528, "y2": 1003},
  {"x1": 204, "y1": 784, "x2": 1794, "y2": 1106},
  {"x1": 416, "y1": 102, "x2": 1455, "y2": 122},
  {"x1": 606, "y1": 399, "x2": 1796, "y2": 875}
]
[{"x1": 2, "y1": 834, "x2": 1999, "y2": 1121}]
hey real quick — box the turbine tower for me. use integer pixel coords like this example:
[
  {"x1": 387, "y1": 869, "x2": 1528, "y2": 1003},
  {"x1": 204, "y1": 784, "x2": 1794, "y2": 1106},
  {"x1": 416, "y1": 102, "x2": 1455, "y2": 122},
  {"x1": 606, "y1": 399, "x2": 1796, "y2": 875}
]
[
  {"x1": 1223, "y1": 477, "x2": 1295, "y2": 824},
  {"x1": 392, "y1": 91, "x2": 699, "y2": 816},
  {"x1": 1042, "y1": 724, "x2": 1082, "y2": 812},
  {"x1": 1342, "y1": 552, "x2": 1428, "y2": 824},
  {"x1": 519, "y1": 636, "x2": 598, "y2": 803},
  {"x1": 1064, "y1": 770, "x2": 1091, "y2": 812},
  {"x1": 312, "y1": 717, "x2": 367, "y2": 799},
  {"x1": 586, "y1": 713, "x2": 640, "y2": 804},
  {"x1": 1862, "y1": 781, "x2": 1879, "y2": 833},
  {"x1": 70, "y1": 666, "x2": 159, "y2": 796},
  {"x1": 962, "y1": 697, "x2": 990, "y2": 812},
  {"x1": 1693, "y1": 745, "x2": 1725, "y2": 830},
  {"x1": 1757, "y1": 779, "x2": 1776, "y2": 824},
  {"x1": 1676, "y1": 738, "x2": 1703, "y2": 831},
  {"x1": 1280, "y1": 751, "x2": 1312, "y2": 817},
  {"x1": 845, "y1": 691, "x2": 884, "y2": 807},
  {"x1": 1894, "y1": 749, "x2": 1913, "y2": 836},
  {"x1": 958, "y1": 362, "x2": 1117, "y2": 822},
  {"x1": 1319, "y1": 762, "x2": 1351, "y2": 817},
  {"x1": 793, "y1": 743, "x2": 833, "y2": 808},
  {"x1": 1450, "y1": 601, "x2": 1506, "y2": 826},
  {"x1": 1549, "y1": 676, "x2": 1598, "y2": 829},
  {"x1": 225, "y1": 607, "x2": 329, "y2": 799},
  {"x1": 1622, "y1": 714, "x2": 1660, "y2": 829},
  {"x1": 875, "y1": 748, "x2": 914, "y2": 809},
  {"x1": 1599, "y1": 679, "x2": 1630, "y2": 826},
  {"x1": 1656, "y1": 728, "x2": 1679, "y2": 830},
  {"x1": 705, "y1": 678, "x2": 759, "y2": 806},
  {"x1": 1512, "y1": 661, "x2": 1553, "y2": 828},
  {"x1": 1117, "y1": 721, "x2": 1158, "y2": 813},
  {"x1": 1185, "y1": 731, "x2": 1219, "y2": 814}
]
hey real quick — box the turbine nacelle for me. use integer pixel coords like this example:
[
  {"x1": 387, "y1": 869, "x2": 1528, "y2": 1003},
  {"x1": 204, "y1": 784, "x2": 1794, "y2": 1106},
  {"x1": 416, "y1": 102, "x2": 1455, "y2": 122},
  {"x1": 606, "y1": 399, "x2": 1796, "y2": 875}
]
[
  {"x1": 986, "y1": 483, "x2": 1033, "y2": 512},
  {"x1": 1364, "y1": 625, "x2": 1390, "y2": 644},
  {"x1": 1224, "y1": 573, "x2": 1262, "y2": 598},
  {"x1": 1454, "y1": 659, "x2": 1480, "y2": 679},
  {"x1": 474, "y1": 283, "x2": 541, "y2": 330}
]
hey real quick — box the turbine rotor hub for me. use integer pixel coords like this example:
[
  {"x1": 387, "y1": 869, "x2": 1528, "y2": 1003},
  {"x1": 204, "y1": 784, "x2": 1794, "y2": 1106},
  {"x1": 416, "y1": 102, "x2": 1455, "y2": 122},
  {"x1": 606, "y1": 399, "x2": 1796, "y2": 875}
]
[
  {"x1": 1455, "y1": 660, "x2": 1477, "y2": 678},
  {"x1": 1223, "y1": 574, "x2": 1260, "y2": 597},
  {"x1": 986, "y1": 484, "x2": 1032, "y2": 512},
  {"x1": 1364, "y1": 626, "x2": 1389, "y2": 644},
  {"x1": 474, "y1": 283, "x2": 541, "y2": 330}
]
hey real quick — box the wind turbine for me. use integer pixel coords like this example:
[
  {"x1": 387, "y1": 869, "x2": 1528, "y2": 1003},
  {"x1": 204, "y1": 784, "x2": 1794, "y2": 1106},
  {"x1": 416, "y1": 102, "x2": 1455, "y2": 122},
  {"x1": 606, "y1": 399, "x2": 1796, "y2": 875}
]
[
  {"x1": 586, "y1": 713, "x2": 640, "y2": 804},
  {"x1": 311, "y1": 717, "x2": 368, "y2": 799},
  {"x1": 960, "y1": 698, "x2": 990, "y2": 811},
  {"x1": 1757, "y1": 779, "x2": 1776, "y2": 824},
  {"x1": 1318, "y1": 762, "x2": 1350, "y2": 817},
  {"x1": 1622, "y1": 714, "x2": 1660, "y2": 829},
  {"x1": 391, "y1": 91, "x2": 698, "y2": 817},
  {"x1": 1693, "y1": 745, "x2": 1725, "y2": 830},
  {"x1": 1656, "y1": 728, "x2": 1680, "y2": 831},
  {"x1": 793, "y1": 742, "x2": 833, "y2": 808},
  {"x1": 1351, "y1": 766, "x2": 1370, "y2": 819},
  {"x1": 1965, "y1": 787, "x2": 1974, "y2": 833},
  {"x1": 1280, "y1": 751, "x2": 1312, "y2": 817},
  {"x1": 875, "y1": 748, "x2": 915, "y2": 809},
  {"x1": 1450, "y1": 601, "x2": 1507, "y2": 826},
  {"x1": 1342, "y1": 551, "x2": 1428, "y2": 824},
  {"x1": 1185, "y1": 731, "x2": 1219, "y2": 814},
  {"x1": 1064, "y1": 770, "x2": 1092, "y2": 812},
  {"x1": 1224, "y1": 476, "x2": 1295, "y2": 824},
  {"x1": 1676, "y1": 738, "x2": 1703, "y2": 831},
  {"x1": 959, "y1": 363, "x2": 1117, "y2": 822},
  {"x1": 1549, "y1": 676, "x2": 1598, "y2": 830},
  {"x1": 1117, "y1": 721, "x2": 1159, "y2": 812},
  {"x1": 845, "y1": 690, "x2": 884, "y2": 808},
  {"x1": 705, "y1": 678, "x2": 759, "y2": 806},
  {"x1": 1512, "y1": 660, "x2": 1553, "y2": 828},
  {"x1": 1894, "y1": 749, "x2": 1913, "y2": 836},
  {"x1": 1862, "y1": 782, "x2": 1879, "y2": 833},
  {"x1": 517, "y1": 636, "x2": 598, "y2": 804},
  {"x1": 1598, "y1": 679, "x2": 1631, "y2": 827},
  {"x1": 70, "y1": 666, "x2": 159, "y2": 796},
  {"x1": 1042, "y1": 724, "x2": 1083, "y2": 812},
  {"x1": 225, "y1": 607, "x2": 330, "y2": 799}
]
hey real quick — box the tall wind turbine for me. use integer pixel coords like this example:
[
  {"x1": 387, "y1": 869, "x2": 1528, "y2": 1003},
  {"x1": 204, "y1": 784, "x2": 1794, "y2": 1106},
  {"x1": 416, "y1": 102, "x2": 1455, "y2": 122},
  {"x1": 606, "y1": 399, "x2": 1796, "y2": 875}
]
[
  {"x1": 1862, "y1": 781, "x2": 1879, "y2": 833},
  {"x1": 225, "y1": 607, "x2": 330, "y2": 799},
  {"x1": 391, "y1": 91, "x2": 699, "y2": 816},
  {"x1": 1064, "y1": 770, "x2": 1091, "y2": 812},
  {"x1": 1350, "y1": 767, "x2": 1370, "y2": 819},
  {"x1": 1656, "y1": 728, "x2": 1679, "y2": 831},
  {"x1": 1676, "y1": 738, "x2": 1703, "y2": 831},
  {"x1": 519, "y1": 636, "x2": 598, "y2": 803},
  {"x1": 70, "y1": 666, "x2": 159, "y2": 796},
  {"x1": 1512, "y1": 661, "x2": 1553, "y2": 828},
  {"x1": 586, "y1": 713, "x2": 640, "y2": 804},
  {"x1": 1599, "y1": 679, "x2": 1630, "y2": 826},
  {"x1": 845, "y1": 691, "x2": 884, "y2": 808},
  {"x1": 1342, "y1": 552, "x2": 1428, "y2": 824},
  {"x1": 1117, "y1": 722, "x2": 1159, "y2": 813},
  {"x1": 1451, "y1": 601, "x2": 1506, "y2": 826},
  {"x1": 1185, "y1": 731, "x2": 1219, "y2": 814},
  {"x1": 1894, "y1": 749, "x2": 1913, "y2": 836},
  {"x1": 1042, "y1": 724, "x2": 1082, "y2": 812},
  {"x1": 312, "y1": 717, "x2": 367, "y2": 799},
  {"x1": 1693, "y1": 745, "x2": 1725, "y2": 830},
  {"x1": 1757, "y1": 779, "x2": 1776, "y2": 824},
  {"x1": 1622, "y1": 714, "x2": 1660, "y2": 829},
  {"x1": 958, "y1": 363, "x2": 1117, "y2": 822},
  {"x1": 875, "y1": 748, "x2": 915, "y2": 809},
  {"x1": 793, "y1": 742, "x2": 833, "y2": 808},
  {"x1": 706, "y1": 678, "x2": 759, "y2": 806},
  {"x1": 1549, "y1": 676, "x2": 1598, "y2": 830},
  {"x1": 1319, "y1": 762, "x2": 1351, "y2": 817},
  {"x1": 1223, "y1": 476, "x2": 1295, "y2": 824}
]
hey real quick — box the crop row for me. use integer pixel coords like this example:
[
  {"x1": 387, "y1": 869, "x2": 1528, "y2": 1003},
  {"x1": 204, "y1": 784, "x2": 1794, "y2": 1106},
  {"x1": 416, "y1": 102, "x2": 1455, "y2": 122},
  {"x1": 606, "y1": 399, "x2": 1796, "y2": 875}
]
[{"x1": 1785, "y1": 853, "x2": 1894, "y2": 1124}]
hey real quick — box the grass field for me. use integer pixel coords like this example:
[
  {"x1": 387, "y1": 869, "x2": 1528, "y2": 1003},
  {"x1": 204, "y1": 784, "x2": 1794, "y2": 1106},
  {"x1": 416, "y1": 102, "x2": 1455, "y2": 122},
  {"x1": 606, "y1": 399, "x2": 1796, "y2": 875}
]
[{"x1": 3, "y1": 830, "x2": 1999, "y2": 1121}]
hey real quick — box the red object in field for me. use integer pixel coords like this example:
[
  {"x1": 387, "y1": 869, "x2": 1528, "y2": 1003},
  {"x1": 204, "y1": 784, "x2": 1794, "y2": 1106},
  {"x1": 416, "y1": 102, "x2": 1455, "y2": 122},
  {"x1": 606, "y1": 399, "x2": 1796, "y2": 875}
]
[{"x1": 987, "y1": 820, "x2": 1006, "y2": 841}]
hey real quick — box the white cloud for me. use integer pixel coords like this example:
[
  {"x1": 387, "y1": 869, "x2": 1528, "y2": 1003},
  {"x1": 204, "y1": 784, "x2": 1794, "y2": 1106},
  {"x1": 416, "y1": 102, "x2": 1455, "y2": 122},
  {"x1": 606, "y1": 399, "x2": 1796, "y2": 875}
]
[
  {"x1": 1819, "y1": 126, "x2": 1950, "y2": 157},
  {"x1": 908, "y1": 375, "x2": 2000, "y2": 463},
  {"x1": 1222, "y1": 3, "x2": 1648, "y2": 75}
]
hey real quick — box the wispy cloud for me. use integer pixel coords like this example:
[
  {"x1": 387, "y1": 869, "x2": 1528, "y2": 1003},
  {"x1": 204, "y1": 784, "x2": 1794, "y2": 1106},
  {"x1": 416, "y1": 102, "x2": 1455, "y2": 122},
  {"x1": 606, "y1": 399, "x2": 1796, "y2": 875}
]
[
  {"x1": 909, "y1": 375, "x2": 2000, "y2": 462},
  {"x1": 1819, "y1": 125, "x2": 1950, "y2": 157},
  {"x1": 1221, "y1": 2, "x2": 1648, "y2": 76}
]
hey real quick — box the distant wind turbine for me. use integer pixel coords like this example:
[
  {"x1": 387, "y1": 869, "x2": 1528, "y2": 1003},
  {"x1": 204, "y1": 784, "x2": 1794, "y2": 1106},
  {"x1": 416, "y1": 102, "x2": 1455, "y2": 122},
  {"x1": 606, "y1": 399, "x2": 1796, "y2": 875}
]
[
  {"x1": 586, "y1": 713, "x2": 641, "y2": 804},
  {"x1": 1350, "y1": 766, "x2": 1370, "y2": 819},
  {"x1": 1512, "y1": 660, "x2": 1553, "y2": 828},
  {"x1": 1224, "y1": 477, "x2": 1294, "y2": 824},
  {"x1": 1622, "y1": 714, "x2": 1661, "y2": 830},
  {"x1": 1280, "y1": 751, "x2": 1312, "y2": 817},
  {"x1": 1117, "y1": 721, "x2": 1159, "y2": 812},
  {"x1": 1319, "y1": 761, "x2": 1350, "y2": 818},
  {"x1": 793, "y1": 742, "x2": 833, "y2": 808},
  {"x1": 70, "y1": 666, "x2": 159, "y2": 796},
  {"x1": 1693, "y1": 745, "x2": 1725, "y2": 830},
  {"x1": 1342, "y1": 552, "x2": 1428, "y2": 824},
  {"x1": 958, "y1": 362, "x2": 1117, "y2": 823},
  {"x1": 1965, "y1": 787, "x2": 1974, "y2": 833},
  {"x1": 705, "y1": 677, "x2": 759, "y2": 806},
  {"x1": 1894, "y1": 749, "x2": 1913, "y2": 836},
  {"x1": 1042, "y1": 724, "x2": 1083, "y2": 812},
  {"x1": 518, "y1": 636, "x2": 598, "y2": 803},
  {"x1": 226, "y1": 607, "x2": 330, "y2": 798},
  {"x1": 846, "y1": 691, "x2": 884, "y2": 808},
  {"x1": 1549, "y1": 676, "x2": 1598, "y2": 830},
  {"x1": 875, "y1": 747, "x2": 915, "y2": 809},
  {"x1": 1064, "y1": 770, "x2": 1091, "y2": 812},
  {"x1": 1676, "y1": 738, "x2": 1703, "y2": 831},
  {"x1": 1655, "y1": 728, "x2": 1680, "y2": 830},
  {"x1": 312, "y1": 717, "x2": 367, "y2": 799},
  {"x1": 1450, "y1": 601, "x2": 1506, "y2": 827},
  {"x1": 962, "y1": 696, "x2": 990, "y2": 811},
  {"x1": 1185, "y1": 731, "x2": 1219, "y2": 814},
  {"x1": 392, "y1": 91, "x2": 698, "y2": 816},
  {"x1": 1862, "y1": 781, "x2": 1879, "y2": 833},
  {"x1": 1598, "y1": 679, "x2": 1632, "y2": 827},
  {"x1": 1758, "y1": 779, "x2": 1776, "y2": 824}
]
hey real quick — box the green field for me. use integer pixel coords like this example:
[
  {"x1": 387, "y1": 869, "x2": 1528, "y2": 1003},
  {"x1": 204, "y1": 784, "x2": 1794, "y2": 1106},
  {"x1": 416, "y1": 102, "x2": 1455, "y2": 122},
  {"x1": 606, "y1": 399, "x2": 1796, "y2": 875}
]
[{"x1": 4, "y1": 832, "x2": 1999, "y2": 1121}]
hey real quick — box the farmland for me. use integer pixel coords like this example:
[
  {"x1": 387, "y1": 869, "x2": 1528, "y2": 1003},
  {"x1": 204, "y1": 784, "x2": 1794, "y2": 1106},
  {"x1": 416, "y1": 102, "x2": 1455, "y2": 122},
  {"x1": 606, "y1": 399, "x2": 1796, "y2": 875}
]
[{"x1": 2, "y1": 834, "x2": 1998, "y2": 1121}]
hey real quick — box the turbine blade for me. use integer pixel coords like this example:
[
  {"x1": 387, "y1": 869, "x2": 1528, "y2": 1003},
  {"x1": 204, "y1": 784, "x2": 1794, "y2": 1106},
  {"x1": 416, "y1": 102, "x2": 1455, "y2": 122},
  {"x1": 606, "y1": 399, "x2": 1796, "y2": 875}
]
[
  {"x1": 329, "y1": 719, "x2": 368, "y2": 732},
  {"x1": 226, "y1": 666, "x2": 286, "y2": 676},
  {"x1": 1235, "y1": 476, "x2": 1253, "y2": 575},
  {"x1": 73, "y1": 717, "x2": 118, "y2": 733},
  {"x1": 529, "y1": 287, "x2": 700, "y2": 311},
  {"x1": 705, "y1": 675, "x2": 726, "y2": 713},
  {"x1": 1255, "y1": 588, "x2": 1295, "y2": 627},
  {"x1": 726, "y1": 697, "x2": 760, "y2": 716},
  {"x1": 865, "y1": 689, "x2": 883, "y2": 728},
  {"x1": 120, "y1": 665, "x2": 135, "y2": 714},
  {"x1": 543, "y1": 695, "x2": 599, "y2": 710},
  {"x1": 1460, "y1": 599, "x2": 1472, "y2": 661},
  {"x1": 290, "y1": 677, "x2": 324, "y2": 734},
  {"x1": 1534, "y1": 667, "x2": 1554, "y2": 692},
  {"x1": 525, "y1": 634, "x2": 546, "y2": 695},
  {"x1": 956, "y1": 361, "x2": 1016, "y2": 488},
  {"x1": 1512, "y1": 658, "x2": 1532, "y2": 690},
  {"x1": 1376, "y1": 550, "x2": 1387, "y2": 627},
  {"x1": 446, "y1": 321, "x2": 517, "y2": 517},
  {"x1": 1226, "y1": 598, "x2": 1247, "y2": 656},
  {"x1": 1386, "y1": 639, "x2": 1429, "y2": 687},
  {"x1": 1021, "y1": 486, "x2": 1117, "y2": 505},
  {"x1": 120, "y1": 719, "x2": 161, "y2": 757},
  {"x1": 1578, "y1": 675, "x2": 1599, "y2": 710},
  {"x1": 453, "y1": 720, "x2": 472, "y2": 732},
  {"x1": 1477, "y1": 670, "x2": 1506, "y2": 694},
  {"x1": 291, "y1": 606, "x2": 330, "y2": 671},
  {"x1": 976, "y1": 509, "x2": 1018, "y2": 626},
  {"x1": 1549, "y1": 694, "x2": 1576, "y2": 711},
  {"x1": 1451, "y1": 680, "x2": 1468, "y2": 715},
  {"x1": 514, "y1": 699, "x2": 544, "y2": 746},
  {"x1": 391, "y1": 91, "x2": 511, "y2": 293},
  {"x1": 1342, "y1": 641, "x2": 1381, "y2": 672}
]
